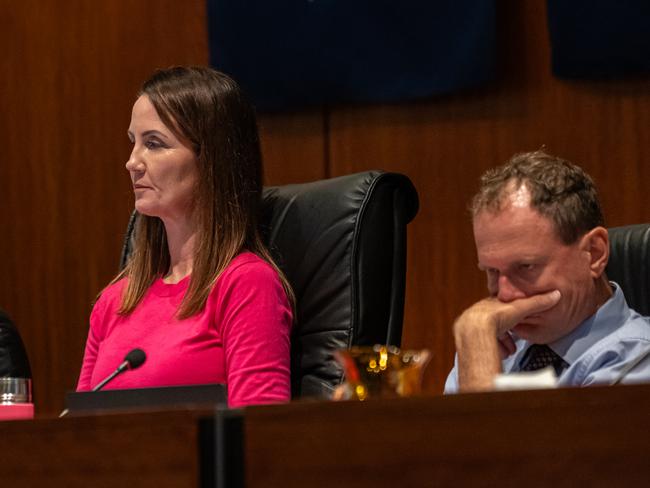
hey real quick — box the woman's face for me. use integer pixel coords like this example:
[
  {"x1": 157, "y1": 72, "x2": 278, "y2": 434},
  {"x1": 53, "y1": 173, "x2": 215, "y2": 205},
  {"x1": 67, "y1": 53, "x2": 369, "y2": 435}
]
[{"x1": 126, "y1": 95, "x2": 198, "y2": 222}]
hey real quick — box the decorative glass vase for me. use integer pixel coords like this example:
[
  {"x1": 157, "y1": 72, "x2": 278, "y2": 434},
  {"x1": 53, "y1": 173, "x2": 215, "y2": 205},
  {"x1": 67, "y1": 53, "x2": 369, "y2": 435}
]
[{"x1": 333, "y1": 345, "x2": 431, "y2": 401}]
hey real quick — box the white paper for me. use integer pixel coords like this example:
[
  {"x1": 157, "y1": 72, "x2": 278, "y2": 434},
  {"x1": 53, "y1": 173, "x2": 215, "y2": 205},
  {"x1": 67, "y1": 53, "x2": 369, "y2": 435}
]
[{"x1": 493, "y1": 366, "x2": 558, "y2": 391}]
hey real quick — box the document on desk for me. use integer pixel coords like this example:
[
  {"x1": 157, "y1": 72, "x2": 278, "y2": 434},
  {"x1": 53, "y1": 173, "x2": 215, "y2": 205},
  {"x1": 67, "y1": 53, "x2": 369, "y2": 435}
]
[{"x1": 493, "y1": 367, "x2": 558, "y2": 391}]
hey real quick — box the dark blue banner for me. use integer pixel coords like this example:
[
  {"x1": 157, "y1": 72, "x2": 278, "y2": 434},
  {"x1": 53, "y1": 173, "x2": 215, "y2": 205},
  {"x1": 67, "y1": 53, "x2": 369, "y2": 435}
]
[
  {"x1": 207, "y1": 1, "x2": 496, "y2": 111},
  {"x1": 548, "y1": 0, "x2": 650, "y2": 79}
]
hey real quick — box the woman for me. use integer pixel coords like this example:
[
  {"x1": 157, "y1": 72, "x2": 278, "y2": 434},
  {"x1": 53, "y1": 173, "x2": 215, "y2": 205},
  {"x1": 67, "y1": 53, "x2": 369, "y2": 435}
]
[{"x1": 77, "y1": 67, "x2": 294, "y2": 407}]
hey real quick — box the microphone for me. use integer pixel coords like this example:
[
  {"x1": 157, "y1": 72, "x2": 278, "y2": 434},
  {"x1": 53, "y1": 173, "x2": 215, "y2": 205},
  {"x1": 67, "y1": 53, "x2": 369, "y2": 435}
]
[
  {"x1": 92, "y1": 348, "x2": 147, "y2": 392},
  {"x1": 59, "y1": 348, "x2": 146, "y2": 418}
]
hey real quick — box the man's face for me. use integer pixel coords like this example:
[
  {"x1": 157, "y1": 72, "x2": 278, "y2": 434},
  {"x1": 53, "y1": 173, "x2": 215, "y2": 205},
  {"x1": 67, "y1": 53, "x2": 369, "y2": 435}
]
[{"x1": 473, "y1": 188, "x2": 598, "y2": 344}]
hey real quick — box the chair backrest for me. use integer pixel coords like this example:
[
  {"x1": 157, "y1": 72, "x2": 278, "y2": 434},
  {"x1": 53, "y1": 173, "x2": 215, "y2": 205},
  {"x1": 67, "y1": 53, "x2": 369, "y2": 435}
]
[
  {"x1": 0, "y1": 309, "x2": 32, "y2": 378},
  {"x1": 261, "y1": 171, "x2": 418, "y2": 398},
  {"x1": 119, "y1": 170, "x2": 419, "y2": 399},
  {"x1": 606, "y1": 224, "x2": 650, "y2": 316}
]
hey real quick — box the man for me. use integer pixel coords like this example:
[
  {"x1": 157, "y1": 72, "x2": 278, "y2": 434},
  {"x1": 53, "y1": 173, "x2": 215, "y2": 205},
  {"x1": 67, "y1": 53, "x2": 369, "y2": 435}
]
[{"x1": 445, "y1": 151, "x2": 650, "y2": 393}]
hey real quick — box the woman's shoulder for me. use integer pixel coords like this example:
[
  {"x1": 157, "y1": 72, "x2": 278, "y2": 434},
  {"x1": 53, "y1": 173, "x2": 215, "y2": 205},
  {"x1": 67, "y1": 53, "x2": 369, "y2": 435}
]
[
  {"x1": 94, "y1": 277, "x2": 128, "y2": 310},
  {"x1": 222, "y1": 251, "x2": 278, "y2": 278},
  {"x1": 88, "y1": 278, "x2": 128, "y2": 335},
  {"x1": 213, "y1": 252, "x2": 283, "y2": 294}
]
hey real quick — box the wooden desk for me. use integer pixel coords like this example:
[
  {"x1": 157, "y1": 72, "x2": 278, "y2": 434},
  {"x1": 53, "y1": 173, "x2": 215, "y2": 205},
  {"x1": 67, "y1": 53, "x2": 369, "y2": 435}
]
[
  {"x1": 242, "y1": 384, "x2": 650, "y2": 487},
  {"x1": 0, "y1": 408, "x2": 220, "y2": 488},
  {"x1": 2, "y1": 384, "x2": 650, "y2": 487}
]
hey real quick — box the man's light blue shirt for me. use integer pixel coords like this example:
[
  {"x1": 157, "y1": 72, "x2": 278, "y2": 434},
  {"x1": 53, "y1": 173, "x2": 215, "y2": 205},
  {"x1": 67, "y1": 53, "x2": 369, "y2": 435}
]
[{"x1": 444, "y1": 283, "x2": 650, "y2": 393}]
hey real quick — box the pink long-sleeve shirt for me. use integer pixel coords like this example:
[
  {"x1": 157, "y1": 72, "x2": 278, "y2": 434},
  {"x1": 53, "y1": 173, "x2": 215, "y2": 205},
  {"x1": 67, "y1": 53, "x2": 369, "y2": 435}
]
[{"x1": 76, "y1": 252, "x2": 293, "y2": 407}]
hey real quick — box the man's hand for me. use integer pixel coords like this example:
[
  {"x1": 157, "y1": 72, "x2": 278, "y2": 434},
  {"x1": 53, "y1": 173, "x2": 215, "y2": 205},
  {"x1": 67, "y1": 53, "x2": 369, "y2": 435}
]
[
  {"x1": 454, "y1": 290, "x2": 562, "y2": 339},
  {"x1": 454, "y1": 290, "x2": 561, "y2": 392}
]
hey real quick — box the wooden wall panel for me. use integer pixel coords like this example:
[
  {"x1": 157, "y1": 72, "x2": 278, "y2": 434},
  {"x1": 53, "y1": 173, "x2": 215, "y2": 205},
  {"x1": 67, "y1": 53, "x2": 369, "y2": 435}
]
[
  {"x1": 328, "y1": 0, "x2": 650, "y2": 393},
  {"x1": 259, "y1": 112, "x2": 327, "y2": 185}
]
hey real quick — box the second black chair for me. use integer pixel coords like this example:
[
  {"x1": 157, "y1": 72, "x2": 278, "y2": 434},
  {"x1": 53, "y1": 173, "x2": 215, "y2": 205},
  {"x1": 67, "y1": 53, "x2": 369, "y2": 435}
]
[
  {"x1": 607, "y1": 224, "x2": 650, "y2": 316},
  {"x1": 261, "y1": 171, "x2": 418, "y2": 398}
]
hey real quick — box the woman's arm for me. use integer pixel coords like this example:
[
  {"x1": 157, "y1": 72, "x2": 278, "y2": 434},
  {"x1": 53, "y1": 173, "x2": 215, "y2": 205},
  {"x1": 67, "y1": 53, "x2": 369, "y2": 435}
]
[
  {"x1": 219, "y1": 261, "x2": 293, "y2": 407},
  {"x1": 76, "y1": 298, "x2": 107, "y2": 391}
]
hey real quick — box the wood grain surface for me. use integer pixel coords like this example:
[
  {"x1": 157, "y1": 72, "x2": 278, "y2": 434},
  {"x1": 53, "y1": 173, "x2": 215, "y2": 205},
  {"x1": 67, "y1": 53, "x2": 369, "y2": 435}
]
[
  {"x1": 0, "y1": 409, "x2": 212, "y2": 487},
  {"x1": 259, "y1": 111, "x2": 327, "y2": 184},
  {"x1": 243, "y1": 384, "x2": 650, "y2": 487}
]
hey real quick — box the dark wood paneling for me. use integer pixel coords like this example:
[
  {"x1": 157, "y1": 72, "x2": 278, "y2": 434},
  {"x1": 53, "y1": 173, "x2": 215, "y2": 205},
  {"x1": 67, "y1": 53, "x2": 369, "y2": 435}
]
[
  {"x1": 0, "y1": 409, "x2": 211, "y2": 487},
  {"x1": 244, "y1": 385, "x2": 650, "y2": 487},
  {"x1": 0, "y1": 0, "x2": 208, "y2": 414},
  {"x1": 327, "y1": 0, "x2": 650, "y2": 392},
  {"x1": 259, "y1": 111, "x2": 327, "y2": 185}
]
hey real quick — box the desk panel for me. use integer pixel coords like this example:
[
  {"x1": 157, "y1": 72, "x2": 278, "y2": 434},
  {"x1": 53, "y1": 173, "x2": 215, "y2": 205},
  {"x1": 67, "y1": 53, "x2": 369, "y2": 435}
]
[
  {"x1": 243, "y1": 385, "x2": 650, "y2": 487},
  {"x1": 3, "y1": 385, "x2": 650, "y2": 487},
  {"x1": 0, "y1": 409, "x2": 215, "y2": 488}
]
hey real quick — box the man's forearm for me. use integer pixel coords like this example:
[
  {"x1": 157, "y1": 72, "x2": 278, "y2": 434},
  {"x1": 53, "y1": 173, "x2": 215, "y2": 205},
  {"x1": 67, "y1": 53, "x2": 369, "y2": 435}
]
[{"x1": 454, "y1": 322, "x2": 502, "y2": 392}]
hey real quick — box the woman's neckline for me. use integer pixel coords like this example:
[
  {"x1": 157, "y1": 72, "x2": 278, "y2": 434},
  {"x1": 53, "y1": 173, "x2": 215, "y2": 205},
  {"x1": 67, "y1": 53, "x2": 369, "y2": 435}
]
[
  {"x1": 162, "y1": 273, "x2": 191, "y2": 285},
  {"x1": 150, "y1": 274, "x2": 191, "y2": 297}
]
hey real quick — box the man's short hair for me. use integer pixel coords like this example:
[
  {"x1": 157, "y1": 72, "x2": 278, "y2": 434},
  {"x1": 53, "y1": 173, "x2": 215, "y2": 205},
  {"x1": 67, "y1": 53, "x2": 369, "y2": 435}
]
[{"x1": 471, "y1": 151, "x2": 605, "y2": 244}]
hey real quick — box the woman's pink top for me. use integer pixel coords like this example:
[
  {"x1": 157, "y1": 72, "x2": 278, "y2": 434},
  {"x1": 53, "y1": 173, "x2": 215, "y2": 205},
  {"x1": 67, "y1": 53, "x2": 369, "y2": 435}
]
[{"x1": 76, "y1": 252, "x2": 292, "y2": 407}]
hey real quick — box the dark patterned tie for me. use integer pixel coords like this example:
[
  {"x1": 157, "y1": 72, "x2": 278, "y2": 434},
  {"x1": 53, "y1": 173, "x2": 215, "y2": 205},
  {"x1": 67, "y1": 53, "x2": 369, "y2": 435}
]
[{"x1": 519, "y1": 344, "x2": 569, "y2": 376}]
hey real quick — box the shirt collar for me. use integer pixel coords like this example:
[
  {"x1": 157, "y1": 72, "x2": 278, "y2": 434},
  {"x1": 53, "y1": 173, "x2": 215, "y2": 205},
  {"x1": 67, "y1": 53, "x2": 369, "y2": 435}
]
[{"x1": 550, "y1": 282, "x2": 630, "y2": 364}]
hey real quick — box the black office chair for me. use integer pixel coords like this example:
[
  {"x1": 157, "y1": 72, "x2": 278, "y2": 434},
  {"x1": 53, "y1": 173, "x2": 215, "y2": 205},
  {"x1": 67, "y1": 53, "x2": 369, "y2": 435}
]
[
  {"x1": 606, "y1": 224, "x2": 650, "y2": 316},
  {"x1": 0, "y1": 309, "x2": 32, "y2": 378},
  {"x1": 120, "y1": 170, "x2": 419, "y2": 399},
  {"x1": 261, "y1": 171, "x2": 418, "y2": 398}
]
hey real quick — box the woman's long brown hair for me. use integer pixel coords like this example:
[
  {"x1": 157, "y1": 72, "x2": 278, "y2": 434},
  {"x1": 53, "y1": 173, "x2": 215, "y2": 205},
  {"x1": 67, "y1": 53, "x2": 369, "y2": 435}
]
[{"x1": 115, "y1": 66, "x2": 294, "y2": 319}]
